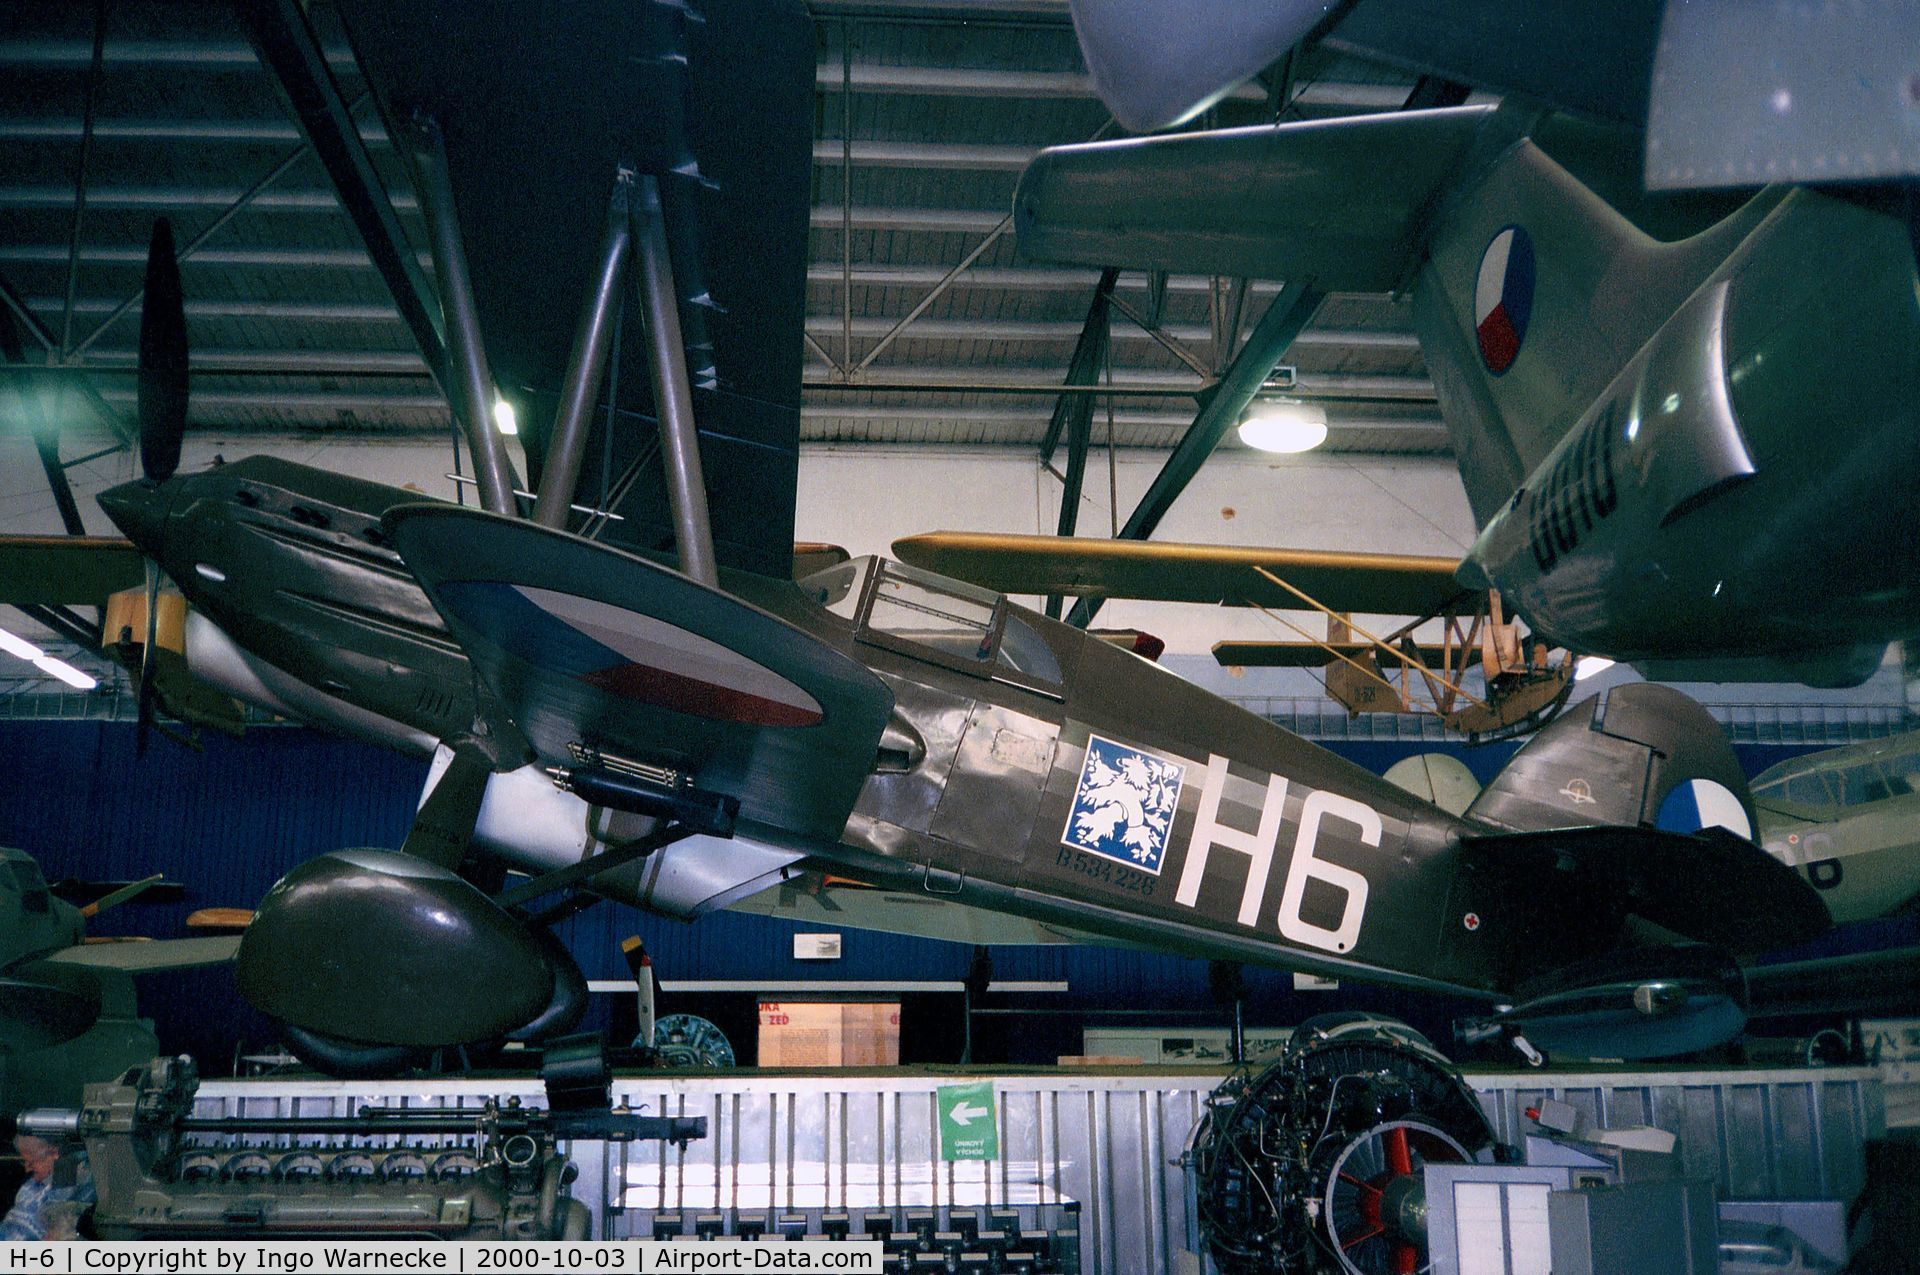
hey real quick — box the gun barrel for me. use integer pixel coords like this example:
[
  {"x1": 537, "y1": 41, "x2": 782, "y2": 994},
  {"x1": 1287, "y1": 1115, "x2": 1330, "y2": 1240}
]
[{"x1": 14, "y1": 1109, "x2": 81, "y2": 1139}]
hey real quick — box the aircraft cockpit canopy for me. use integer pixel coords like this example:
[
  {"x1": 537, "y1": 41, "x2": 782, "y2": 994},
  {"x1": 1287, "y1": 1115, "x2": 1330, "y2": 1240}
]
[
  {"x1": 1752, "y1": 744, "x2": 1920, "y2": 810},
  {"x1": 800, "y1": 556, "x2": 1063, "y2": 691}
]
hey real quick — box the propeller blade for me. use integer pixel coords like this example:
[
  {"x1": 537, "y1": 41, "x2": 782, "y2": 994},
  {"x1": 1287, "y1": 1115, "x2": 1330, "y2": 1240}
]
[
  {"x1": 136, "y1": 558, "x2": 159, "y2": 756},
  {"x1": 78, "y1": 872, "x2": 164, "y2": 919},
  {"x1": 136, "y1": 217, "x2": 188, "y2": 483}
]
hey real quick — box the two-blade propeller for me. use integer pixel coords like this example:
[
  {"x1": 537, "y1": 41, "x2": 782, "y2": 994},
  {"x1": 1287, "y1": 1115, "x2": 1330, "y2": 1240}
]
[{"x1": 132, "y1": 217, "x2": 189, "y2": 756}]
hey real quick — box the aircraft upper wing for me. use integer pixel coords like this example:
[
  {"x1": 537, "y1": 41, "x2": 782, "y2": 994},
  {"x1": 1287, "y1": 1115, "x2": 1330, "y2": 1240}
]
[
  {"x1": 333, "y1": 0, "x2": 814, "y2": 579},
  {"x1": 892, "y1": 531, "x2": 1470, "y2": 617},
  {"x1": 0, "y1": 535, "x2": 143, "y2": 607},
  {"x1": 42, "y1": 935, "x2": 241, "y2": 973},
  {"x1": 1015, "y1": 104, "x2": 1495, "y2": 289}
]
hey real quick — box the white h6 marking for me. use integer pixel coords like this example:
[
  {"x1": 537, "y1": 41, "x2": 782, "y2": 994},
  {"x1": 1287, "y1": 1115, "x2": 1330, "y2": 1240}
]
[
  {"x1": 1176, "y1": 754, "x2": 1285, "y2": 926},
  {"x1": 1174, "y1": 753, "x2": 1380, "y2": 954},
  {"x1": 1277, "y1": 790, "x2": 1378, "y2": 953}
]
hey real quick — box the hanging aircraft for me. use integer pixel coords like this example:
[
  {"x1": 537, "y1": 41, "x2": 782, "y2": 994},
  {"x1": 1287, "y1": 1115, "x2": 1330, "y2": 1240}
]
[
  {"x1": 1750, "y1": 734, "x2": 1920, "y2": 926},
  {"x1": 0, "y1": 846, "x2": 239, "y2": 1113},
  {"x1": 1062, "y1": 0, "x2": 1920, "y2": 193},
  {"x1": 3, "y1": 0, "x2": 1898, "y2": 1079},
  {"x1": 1382, "y1": 735, "x2": 1920, "y2": 927},
  {"x1": 933, "y1": 8, "x2": 1920, "y2": 693}
]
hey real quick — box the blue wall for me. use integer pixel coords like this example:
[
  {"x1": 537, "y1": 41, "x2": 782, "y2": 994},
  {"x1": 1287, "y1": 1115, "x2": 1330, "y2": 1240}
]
[{"x1": 0, "y1": 722, "x2": 1868, "y2": 1067}]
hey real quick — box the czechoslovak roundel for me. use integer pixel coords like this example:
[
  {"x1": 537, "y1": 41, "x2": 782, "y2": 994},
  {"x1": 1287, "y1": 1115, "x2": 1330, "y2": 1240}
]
[{"x1": 1474, "y1": 225, "x2": 1535, "y2": 375}]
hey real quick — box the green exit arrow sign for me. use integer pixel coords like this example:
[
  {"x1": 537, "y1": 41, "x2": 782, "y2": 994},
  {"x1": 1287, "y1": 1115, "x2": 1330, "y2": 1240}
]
[{"x1": 936, "y1": 1081, "x2": 998, "y2": 1161}]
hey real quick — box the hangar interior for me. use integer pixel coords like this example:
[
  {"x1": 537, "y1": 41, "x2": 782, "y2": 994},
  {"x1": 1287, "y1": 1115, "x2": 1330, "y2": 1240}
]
[{"x1": 0, "y1": 0, "x2": 1917, "y2": 1270}]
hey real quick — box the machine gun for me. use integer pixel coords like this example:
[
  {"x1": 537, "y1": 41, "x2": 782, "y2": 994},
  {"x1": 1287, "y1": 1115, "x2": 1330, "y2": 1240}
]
[{"x1": 11, "y1": 1036, "x2": 704, "y2": 1240}]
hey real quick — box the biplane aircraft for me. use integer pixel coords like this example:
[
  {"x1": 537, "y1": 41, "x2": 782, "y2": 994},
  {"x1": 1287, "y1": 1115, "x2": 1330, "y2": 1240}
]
[{"x1": 0, "y1": 0, "x2": 1905, "y2": 1077}]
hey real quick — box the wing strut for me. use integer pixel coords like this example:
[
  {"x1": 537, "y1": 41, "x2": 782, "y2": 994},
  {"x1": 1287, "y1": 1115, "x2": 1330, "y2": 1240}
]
[
  {"x1": 535, "y1": 171, "x2": 635, "y2": 529},
  {"x1": 403, "y1": 112, "x2": 521, "y2": 517},
  {"x1": 634, "y1": 175, "x2": 719, "y2": 587}
]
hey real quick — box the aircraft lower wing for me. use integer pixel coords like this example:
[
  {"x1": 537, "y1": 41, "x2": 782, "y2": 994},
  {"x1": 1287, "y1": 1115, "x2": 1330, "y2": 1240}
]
[
  {"x1": 0, "y1": 535, "x2": 143, "y2": 607},
  {"x1": 40, "y1": 935, "x2": 241, "y2": 973},
  {"x1": 729, "y1": 873, "x2": 1104, "y2": 947},
  {"x1": 892, "y1": 531, "x2": 1469, "y2": 616},
  {"x1": 1213, "y1": 639, "x2": 1455, "y2": 668},
  {"x1": 387, "y1": 504, "x2": 894, "y2": 843}
]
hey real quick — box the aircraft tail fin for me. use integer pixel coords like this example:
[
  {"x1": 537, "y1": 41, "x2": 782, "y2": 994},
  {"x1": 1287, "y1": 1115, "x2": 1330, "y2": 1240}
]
[
  {"x1": 1016, "y1": 108, "x2": 1780, "y2": 526},
  {"x1": 1466, "y1": 682, "x2": 1755, "y2": 838}
]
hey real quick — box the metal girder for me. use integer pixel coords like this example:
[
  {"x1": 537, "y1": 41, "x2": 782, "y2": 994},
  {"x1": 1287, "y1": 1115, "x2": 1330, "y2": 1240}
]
[
  {"x1": 0, "y1": 37, "x2": 355, "y2": 68},
  {"x1": 240, "y1": 0, "x2": 449, "y2": 394},
  {"x1": 59, "y1": 0, "x2": 106, "y2": 357},
  {"x1": 1044, "y1": 270, "x2": 1118, "y2": 617},
  {"x1": 0, "y1": 301, "x2": 85, "y2": 536},
  {"x1": 0, "y1": 118, "x2": 387, "y2": 145},
  {"x1": 807, "y1": 314, "x2": 1418, "y2": 351},
  {"x1": 0, "y1": 184, "x2": 409, "y2": 212},
  {"x1": 15, "y1": 605, "x2": 99, "y2": 651},
  {"x1": 1067, "y1": 282, "x2": 1327, "y2": 629},
  {"x1": 1039, "y1": 268, "x2": 1119, "y2": 464}
]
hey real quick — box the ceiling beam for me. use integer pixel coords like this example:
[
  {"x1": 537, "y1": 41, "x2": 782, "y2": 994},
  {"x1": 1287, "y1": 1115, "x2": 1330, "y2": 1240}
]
[
  {"x1": 803, "y1": 314, "x2": 1418, "y2": 351},
  {"x1": 1069, "y1": 282, "x2": 1327, "y2": 628},
  {"x1": 240, "y1": 0, "x2": 450, "y2": 395}
]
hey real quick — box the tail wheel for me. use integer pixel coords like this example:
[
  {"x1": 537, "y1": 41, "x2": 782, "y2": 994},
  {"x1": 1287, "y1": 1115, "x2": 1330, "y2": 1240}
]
[{"x1": 1322, "y1": 1119, "x2": 1470, "y2": 1275}]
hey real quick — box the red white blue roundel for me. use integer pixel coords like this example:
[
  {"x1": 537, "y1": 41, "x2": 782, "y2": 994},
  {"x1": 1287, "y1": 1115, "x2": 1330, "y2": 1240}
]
[
  {"x1": 1655, "y1": 779, "x2": 1753, "y2": 840},
  {"x1": 1474, "y1": 226, "x2": 1535, "y2": 375}
]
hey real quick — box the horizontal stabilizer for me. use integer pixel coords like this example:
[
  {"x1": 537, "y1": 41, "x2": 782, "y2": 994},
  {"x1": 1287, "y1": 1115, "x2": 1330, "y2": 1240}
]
[
  {"x1": 893, "y1": 531, "x2": 1467, "y2": 616},
  {"x1": 1014, "y1": 105, "x2": 1494, "y2": 289},
  {"x1": 387, "y1": 505, "x2": 893, "y2": 842},
  {"x1": 1461, "y1": 825, "x2": 1830, "y2": 955},
  {"x1": 0, "y1": 535, "x2": 144, "y2": 607}
]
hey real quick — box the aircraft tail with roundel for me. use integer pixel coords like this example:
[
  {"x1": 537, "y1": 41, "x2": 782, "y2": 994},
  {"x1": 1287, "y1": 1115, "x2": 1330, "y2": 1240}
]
[{"x1": 1013, "y1": 103, "x2": 1775, "y2": 526}]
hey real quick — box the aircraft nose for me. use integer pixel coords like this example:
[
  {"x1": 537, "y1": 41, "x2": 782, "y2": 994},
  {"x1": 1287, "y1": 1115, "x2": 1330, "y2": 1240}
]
[{"x1": 96, "y1": 479, "x2": 170, "y2": 553}]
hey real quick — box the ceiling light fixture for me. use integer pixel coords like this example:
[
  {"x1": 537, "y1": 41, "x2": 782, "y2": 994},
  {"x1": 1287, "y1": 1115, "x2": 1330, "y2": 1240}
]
[
  {"x1": 493, "y1": 397, "x2": 518, "y2": 436},
  {"x1": 1237, "y1": 397, "x2": 1329, "y2": 453},
  {"x1": 0, "y1": 624, "x2": 97, "y2": 690}
]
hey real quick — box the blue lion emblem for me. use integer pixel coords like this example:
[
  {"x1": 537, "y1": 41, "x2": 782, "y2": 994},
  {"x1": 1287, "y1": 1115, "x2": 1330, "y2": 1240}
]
[{"x1": 1062, "y1": 736, "x2": 1185, "y2": 875}]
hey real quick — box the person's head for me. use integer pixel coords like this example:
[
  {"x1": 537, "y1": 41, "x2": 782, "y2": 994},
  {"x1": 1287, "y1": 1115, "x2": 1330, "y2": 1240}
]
[{"x1": 12, "y1": 1136, "x2": 57, "y2": 1184}]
